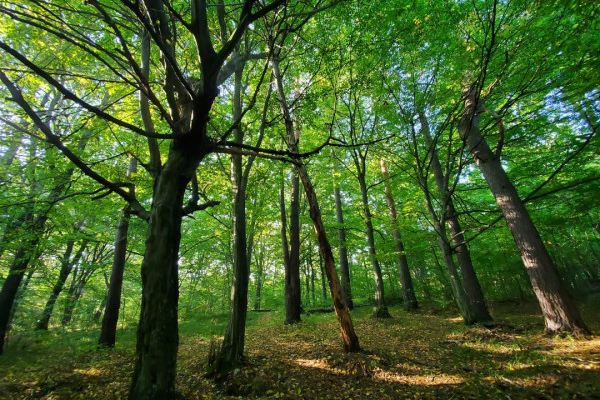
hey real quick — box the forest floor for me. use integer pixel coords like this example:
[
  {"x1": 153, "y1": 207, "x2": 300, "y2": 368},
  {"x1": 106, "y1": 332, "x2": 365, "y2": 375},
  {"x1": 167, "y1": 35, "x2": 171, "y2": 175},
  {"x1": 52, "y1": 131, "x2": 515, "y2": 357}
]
[{"x1": 0, "y1": 298, "x2": 599, "y2": 400}]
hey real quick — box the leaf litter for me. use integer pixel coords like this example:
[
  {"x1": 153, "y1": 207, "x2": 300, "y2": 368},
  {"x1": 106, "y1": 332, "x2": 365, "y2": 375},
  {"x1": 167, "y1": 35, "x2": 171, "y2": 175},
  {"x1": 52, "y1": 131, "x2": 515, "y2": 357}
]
[{"x1": 0, "y1": 300, "x2": 598, "y2": 399}]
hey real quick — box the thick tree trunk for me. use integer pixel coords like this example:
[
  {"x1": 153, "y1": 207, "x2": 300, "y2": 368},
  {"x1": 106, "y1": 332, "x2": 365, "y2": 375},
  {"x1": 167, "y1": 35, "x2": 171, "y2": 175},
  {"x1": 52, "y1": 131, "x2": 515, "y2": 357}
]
[
  {"x1": 356, "y1": 170, "x2": 390, "y2": 318},
  {"x1": 0, "y1": 212, "x2": 40, "y2": 354},
  {"x1": 333, "y1": 181, "x2": 353, "y2": 309},
  {"x1": 285, "y1": 172, "x2": 302, "y2": 324},
  {"x1": 129, "y1": 147, "x2": 200, "y2": 400},
  {"x1": 380, "y1": 157, "x2": 418, "y2": 311},
  {"x1": 419, "y1": 113, "x2": 491, "y2": 322},
  {"x1": 36, "y1": 239, "x2": 87, "y2": 330},
  {"x1": 99, "y1": 206, "x2": 131, "y2": 346},
  {"x1": 459, "y1": 86, "x2": 588, "y2": 335}
]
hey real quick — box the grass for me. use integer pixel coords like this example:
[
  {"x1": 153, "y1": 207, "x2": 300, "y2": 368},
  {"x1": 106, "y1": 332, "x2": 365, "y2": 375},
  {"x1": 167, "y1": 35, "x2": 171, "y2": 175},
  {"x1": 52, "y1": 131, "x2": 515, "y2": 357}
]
[{"x1": 0, "y1": 299, "x2": 599, "y2": 399}]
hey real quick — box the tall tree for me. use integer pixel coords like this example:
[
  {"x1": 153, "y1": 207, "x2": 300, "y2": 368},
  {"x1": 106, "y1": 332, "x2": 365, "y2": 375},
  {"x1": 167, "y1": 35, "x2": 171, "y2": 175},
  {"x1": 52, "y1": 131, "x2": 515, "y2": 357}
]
[
  {"x1": 331, "y1": 153, "x2": 354, "y2": 309},
  {"x1": 459, "y1": 83, "x2": 589, "y2": 334},
  {"x1": 379, "y1": 157, "x2": 418, "y2": 310},
  {"x1": 1, "y1": 1, "x2": 289, "y2": 397},
  {"x1": 418, "y1": 113, "x2": 491, "y2": 323},
  {"x1": 269, "y1": 12, "x2": 360, "y2": 351}
]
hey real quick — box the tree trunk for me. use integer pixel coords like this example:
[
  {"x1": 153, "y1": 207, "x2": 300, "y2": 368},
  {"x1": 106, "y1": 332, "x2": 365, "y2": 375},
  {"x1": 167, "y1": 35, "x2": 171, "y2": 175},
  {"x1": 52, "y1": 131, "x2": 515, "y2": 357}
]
[
  {"x1": 296, "y1": 165, "x2": 360, "y2": 352},
  {"x1": 253, "y1": 247, "x2": 264, "y2": 310},
  {"x1": 36, "y1": 239, "x2": 87, "y2": 330},
  {"x1": 458, "y1": 85, "x2": 588, "y2": 335},
  {"x1": 431, "y1": 246, "x2": 454, "y2": 301},
  {"x1": 419, "y1": 112, "x2": 491, "y2": 322},
  {"x1": 61, "y1": 264, "x2": 80, "y2": 326},
  {"x1": 99, "y1": 206, "x2": 131, "y2": 346},
  {"x1": 129, "y1": 147, "x2": 200, "y2": 400},
  {"x1": 356, "y1": 168, "x2": 390, "y2": 318},
  {"x1": 216, "y1": 66, "x2": 250, "y2": 373},
  {"x1": 332, "y1": 159, "x2": 353, "y2": 309},
  {"x1": 285, "y1": 171, "x2": 302, "y2": 324},
  {"x1": 379, "y1": 157, "x2": 418, "y2": 311},
  {"x1": 272, "y1": 54, "x2": 359, "y2": 351},
  {"x1": 0, "y1": 212, "x2": 41, "y2": 354}
]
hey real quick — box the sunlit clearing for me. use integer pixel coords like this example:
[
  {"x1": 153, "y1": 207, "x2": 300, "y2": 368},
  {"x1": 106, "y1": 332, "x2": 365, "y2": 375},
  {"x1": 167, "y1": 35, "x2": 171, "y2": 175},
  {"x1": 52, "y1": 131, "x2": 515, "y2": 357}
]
[{"x1": 73, "y1": 368, "x2": 103, "y2": 376}]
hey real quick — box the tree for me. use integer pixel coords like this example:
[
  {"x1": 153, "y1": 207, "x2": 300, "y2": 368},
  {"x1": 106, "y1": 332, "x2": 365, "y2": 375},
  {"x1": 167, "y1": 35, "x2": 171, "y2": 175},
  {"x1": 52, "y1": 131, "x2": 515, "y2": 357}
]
[
  {"x1": 379, "y1": 157, "x2": 418, "y2": 310},
  {"x1": 268, "y1": 8, "x2": 360, "y2": 351},
  {"x1": 1, "y1": 1, "x2": 288, "y2": 397},
  {"x1": 331, "y1": 154, "x2": 354, "y2": 309}
]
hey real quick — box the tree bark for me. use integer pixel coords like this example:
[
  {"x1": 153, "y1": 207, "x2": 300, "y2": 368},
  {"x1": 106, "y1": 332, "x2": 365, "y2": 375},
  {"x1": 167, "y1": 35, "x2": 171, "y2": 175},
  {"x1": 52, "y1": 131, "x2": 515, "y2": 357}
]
[
  {"x1": 419, "y1": 112, "x2": 491, "y2": 322},
  {"x1": 296, "y1": 166, "x2": 360, "y2": 352},
  {"x1": 379, "y1": 157, "x2": 418, "y2": 310},
  {"x1": 285, "y1": 171, "x2": 302, "y2": 324},
  {"x1": 129, "y1": 147, "x2": 201, "y2": 400},
  {"x1": 458, "y1": 85, "x2": 588, "y2": 335},
  {"x1": 99, "y1": 206, "x2": 131, "y2": 346}
]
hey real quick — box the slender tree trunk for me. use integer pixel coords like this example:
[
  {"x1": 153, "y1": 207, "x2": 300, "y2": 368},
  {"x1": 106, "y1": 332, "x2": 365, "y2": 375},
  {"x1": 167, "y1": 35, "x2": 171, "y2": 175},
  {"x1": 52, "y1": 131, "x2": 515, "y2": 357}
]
[
  {"x1": 9, "y1": 267, "x2": 35, "y2": 328},
  {"x1": 272, "y1": 54, "x2": 359, "y2": 351},
  {"x1": 254, "y1": 247, "x2": 264, "y2": 310},
  {"x1": 459, "y1": 85, "x2": 588, "y2": 335},
  {"x1": 215, "y1": 66, "x2": 250, "y2": 373},
  {"x1": 380, "y1": 157, "x2": 418, "y2": 310},
  {"x1": 356, "y1": 170, "x2": 391, "y2": 318},
  {"x1": 36, "y1": 239, "x2": 87, "y2": 330},
  {"x1": 99, "y1": 206, "x2": 131, "y2": 346},
  {"x1": 427, "y1": 194, "x2": 476, "y2": 322},
  {"x1": 62, "y1": 264, "x2": 80, "y2": 326},
  {"x1": 296, "y1": 166, "x2": 360, "y2": 351},
  {"x1": 332, "y1": 159, "x2": 353, "y2": 309},
  {"x1": 419, "y1": 113, "x2": 491, "y2": 322},
  {"x1": 431, "y1": 246, "x2": 454, "y2": 301}
]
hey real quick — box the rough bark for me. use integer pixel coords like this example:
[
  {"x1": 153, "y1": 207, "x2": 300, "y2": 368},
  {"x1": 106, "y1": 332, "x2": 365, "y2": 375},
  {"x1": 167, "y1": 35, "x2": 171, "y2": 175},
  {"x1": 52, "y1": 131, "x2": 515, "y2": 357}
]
[
  {"x1": 129, "y1": 146, "x2": 202, "y2": 400},
  {"x1": 459, "y1": 85, "x2": 588, "y2": 335},
  {"x1": 379, "y1": 157, "x2": 418, "y2": 311},
  {"x1": 99, "y1": 206, "x2": 131, "y2": 346},
  {"x1": 419, "y1": 113, "x2": 491, "y2": 322},
  {"x1": 285, "y1": 171, "x2": 302, "y2": 324}
]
